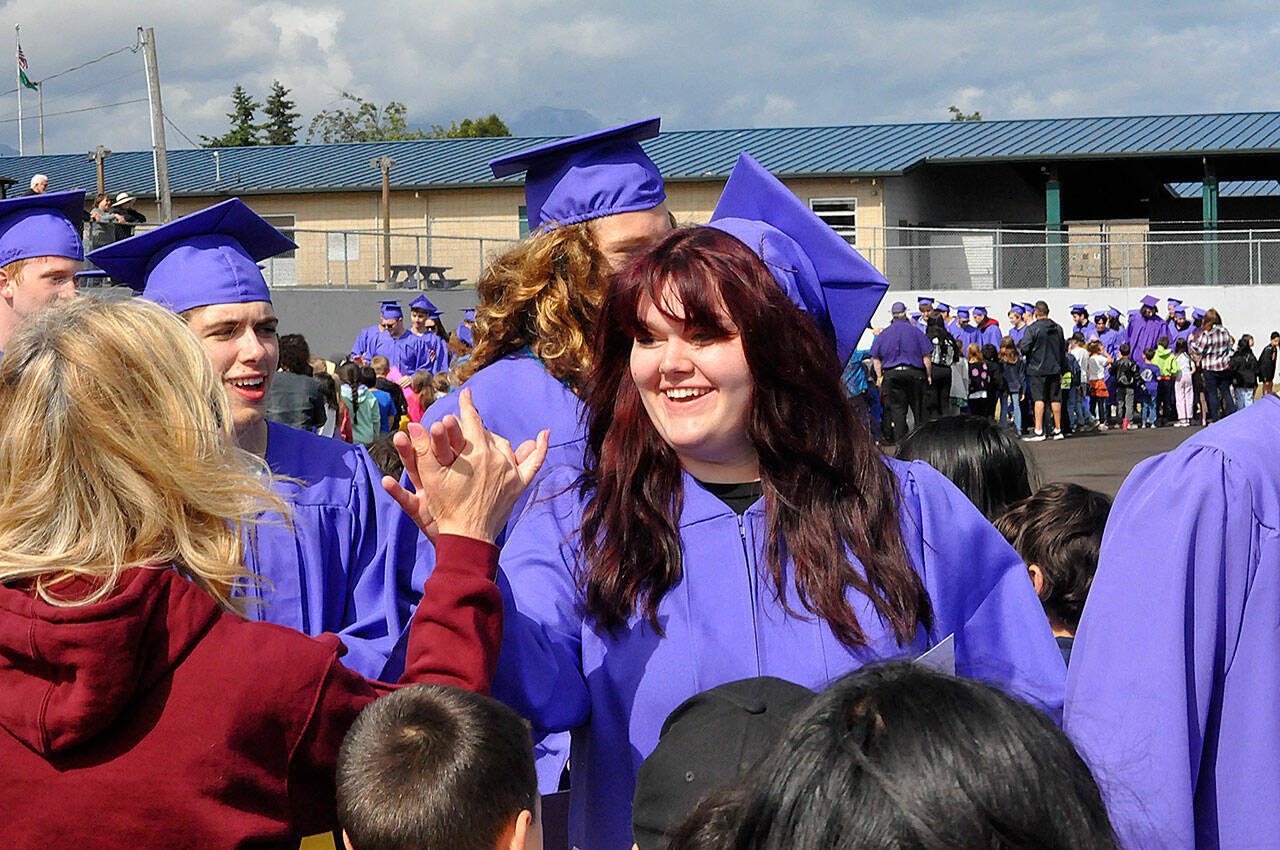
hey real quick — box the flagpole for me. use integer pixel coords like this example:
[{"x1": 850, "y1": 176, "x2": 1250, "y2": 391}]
[{"x1": 15, "y1": 25, "x2": 22, "y2": 157}]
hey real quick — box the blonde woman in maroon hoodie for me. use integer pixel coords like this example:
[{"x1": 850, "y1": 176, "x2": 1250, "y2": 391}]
[{"x1": 0, "y1": 295, "x2": 547, "y2": 848}]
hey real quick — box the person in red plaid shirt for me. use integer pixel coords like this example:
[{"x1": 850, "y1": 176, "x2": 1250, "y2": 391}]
[{"x1": 1190, "y1": 308, "x2": 1236, "y2": 421}]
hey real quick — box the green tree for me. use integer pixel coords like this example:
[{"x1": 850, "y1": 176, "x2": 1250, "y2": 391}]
[
  {"x1": 306, "y1": 92, "x2": 430, "y2": 143},
  {"x1": 201, "y1": 84, "x2": 262, "y2": 147},
  {"x1": 261, "y1": 80, "x2": 300, "y2": 145},
  {"x1": 947, "y1": 105, "x2": 983, "y2": 122},
  {"x1": 428, "y1": 113, "x2": 511, "y2": 138}
]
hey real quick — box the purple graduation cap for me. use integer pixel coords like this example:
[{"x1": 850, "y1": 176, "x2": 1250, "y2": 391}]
[
  {"x1": 457, "y1": 307, "x2": 476, "y2": 345},
  {"x1": 1009, "y1": 302, "x2": 1025, "y2": 315},
  {"x1": 1106, "y1": 306, "x2": 1121, "y2": 318},
  {"x1": 1022, "y1": 302, "x2": 1036, "y2": 314},
  {"x1": 409, "y1": 294, "x2": 440, "y2": 316},
  {"x1": 1173, "y1": 305, "x2": 1186, "y2": 317},
  {"x1": 1092, "y1": 310, "x2": 1106, "y2": 321},
  {"x1": 706, "y1": 152, "x2": 889, "y2": 363},
  {"x1": 935, "y1": 301, "x2": 951, "y2": 313},
  {"x1": 1140, "y1": 294, "x2": 1160, "y2": 309},
  {"x1": 1070, "y1": 303, "x2": 1088, "y2": 314},
  {"x1": 1192, "y1": 307, "x2": 1207, "y2": 321},
  {"x1": 1167, "y1": 297, "x2": 1182, "y2": 308},
  {"x1": 489, "y1": 117, "x2": 665, "y2": 231},
  {"x1": 972, "y1": 306, "x2": 988, "y2": 317},
  {"x1": 379, "y1": 300, "x2": 403, "y2": 320},
  {"x1": 918, "y1": 296, "x2": 933, "y2": 307},
  {"x1": 955, "y1": 306, "x2": 971, "y2": 319},
  {"x1": 0, "y1": 189, "x2": 87, "y2": 266},
  {"x1": 909, "y1": 311, "x2": 921, "y2": 322},
  {"x1": 86, "y1": 198, "x2": 294, "y2": 312}
]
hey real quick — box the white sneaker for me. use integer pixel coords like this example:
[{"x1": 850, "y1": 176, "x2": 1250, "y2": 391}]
[
  {"x1": 1097, "y1": 422, "x2": 1109, "y2": 431},
  {"x1": 1052, "y1": 429, "x2": 1066, "y2": 440},
  {"x1": 1024, "y1": 431, "x2": 1046, "y2": 442}
]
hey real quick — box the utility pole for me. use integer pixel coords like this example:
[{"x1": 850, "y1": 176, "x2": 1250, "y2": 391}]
[
  {"x1": 370, "y1": 156, "x2": 395, "y2": 284},
  {"x1": 37, "y1": 81, "x2": 43, "y2": 154},
  {"x1": 88, "y1": 146, "x2": 111, "y2": 196},
  {"x1": 139, "y1": 27, "x2": 171, "y2": 221},
  {"x1": 15, "y1": 26, "x2": 22, "y2": 157}
]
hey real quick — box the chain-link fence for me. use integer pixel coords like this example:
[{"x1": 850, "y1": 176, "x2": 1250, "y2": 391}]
[{"x1": 870, "y1": 225, "x2": 1280, "y2": 291}]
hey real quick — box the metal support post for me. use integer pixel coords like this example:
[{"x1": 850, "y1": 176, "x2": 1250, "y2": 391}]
[
  {"x1": 1045, "y1": 170, "x2": 1064, "y2": 289},
  {"x1": 140, "y1": 27, "x2": 172, "y2": 221},
  {"x1": 370, "y1": 156, "x2": 395, "y2": 284}
]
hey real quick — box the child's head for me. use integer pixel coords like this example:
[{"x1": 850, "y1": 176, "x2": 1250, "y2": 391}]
[
  {"x1": 1070, "y1": 332, "x2": 1086, "y2": 345},
  {"x1": 1086, "y1": 340, "x2": 1103, "y2": 356},
  {"x1": 895, "y1": 415, "x2": 1034, "y2": 520},
  {"x1": 1174, "y1": 338, "x2": 1188, "y2": 355},
  {"x1": 981, "y1": 342, "x2": 998, "y2": 362},
  {"x1": 995, "y1": 483, "x2": 1111, "y2": 635},
  {"x1": 337, "y1": 684, "x2": 540, "y2": 850},
  {"x1": 1143, "y1": 347, "x2": 1156, "y2": 361},
  {"x1": 1119, "y1": 343, "x2": 1131, "y2": 357},
  {"x1": 371, "y1": 355, "x2": 392, "y2": 378},
  {"x1": 1157, "y1": 335, "x2": 1170, "y2": 349}
]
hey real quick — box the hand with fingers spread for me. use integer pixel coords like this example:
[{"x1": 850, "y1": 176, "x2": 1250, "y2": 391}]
[{"x1": 382, "y1": 388, "x2": 550, "y2": 544}]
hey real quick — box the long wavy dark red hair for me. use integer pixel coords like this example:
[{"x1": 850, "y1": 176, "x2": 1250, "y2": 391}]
[{"x1": 579, "y1": 227, "x2": 931, "y2": 649}]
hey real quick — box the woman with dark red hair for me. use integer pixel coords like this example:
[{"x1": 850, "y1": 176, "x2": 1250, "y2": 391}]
[{"x1": 491, "y1": 155, "x2": 1066, "y2": 850}]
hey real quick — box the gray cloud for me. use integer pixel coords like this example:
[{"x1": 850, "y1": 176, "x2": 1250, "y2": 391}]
[{"x1": 2, "y1": 0, "x2": 1278, "y2": 161}]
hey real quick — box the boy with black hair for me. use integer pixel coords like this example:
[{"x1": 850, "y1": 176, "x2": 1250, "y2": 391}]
[
  {"x1": 1112, "y1": 343, "x2": 1139, "y2": 431},
  {"x1": 1137, "y1": 346, "x2": 1163, "y2": 428},
  {"x1": 337, "y1": 684, "x2": 541, "y2": 850},
  {"x1": 995, "y1": 483, "x2": 1111, "y2": 666}
]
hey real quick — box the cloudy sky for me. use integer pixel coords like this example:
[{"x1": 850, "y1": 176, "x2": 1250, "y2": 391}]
[{"x1": 2, "y1": 0, "x2": 1278, "y2": 156}]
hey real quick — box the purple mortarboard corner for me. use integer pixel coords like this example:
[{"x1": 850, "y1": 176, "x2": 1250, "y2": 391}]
[
  {"x1": 458, "y1": 324, "x2": 473, "y2": 345},
  {"x1": 1106, "y1": 306, "x2": 1121, "y2": 318},
  {"x1": 1092, "y1": 311, "x2": 1106, "y2": 321},
  {"x1": 935, "y1": 301, "x2": 951, "y2": 312},
  {"x1": 972, "y1": 306, "x2": 987, "y2": 316},
  {"x1": 409, "y1": 295, "x2": 438, "y2": 314},
  {"x1": 706, "y1": 152, "x2": 890, "y2": 364},
  {"x1": 87, "y1": 198, "x2": 294, "y2": 313},
  {"x1": 0, "y1": 189, "x2": 86, "y2": 266},
  {"x1": 1009, "y1": 303, "x2": 1025, "y2": 315},
  {"x1": 909, "y1": 312, "x2": 921, "y2": 321},
  {"x1": 1070, "y1": 303, "x2": 1088, "y2": 313},
  {"x1": 1140, "y1": 295, "x2": 1160, "y2": 309},
  {"x1": 1167, "y1": 298, "x2": 1182, "y2": 307},
  {"x1": 1193, "y1": 307, "x2": 1206, "y2": 321},
  {"x1": 1022, "y1": 302, "x2": 1036, "y2": 314},
  {"x1": 1174, "y1": 306, "x2": 1186, "y2": 317},
  {"x1": 489, "y1": 117, "x2": 665, "y2": 231},
  {"x1": 956, "y1": 307, "x2": 970, "y2": 319},
  {"x1": 918, "y1": 296, "x2": 933, "y2": 307},
  {"x1": 462, "y1": 307, "x2": 476, "y2": 320},
  {"x1": 379, "y1": 300, "x2": 402, "y2": 320}
]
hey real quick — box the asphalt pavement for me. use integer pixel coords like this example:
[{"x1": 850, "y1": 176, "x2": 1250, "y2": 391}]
[{"x1": 1020, "y1": 422, "x2": 1204, "y2": 498}]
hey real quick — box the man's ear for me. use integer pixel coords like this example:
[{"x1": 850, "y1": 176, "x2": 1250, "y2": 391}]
[
  {"x1": 0, "y1": 266, "x2": 15, "y2": 299},
  {"x1": 1026, "y1": 563, "x2": 1045, "y2": 596}
]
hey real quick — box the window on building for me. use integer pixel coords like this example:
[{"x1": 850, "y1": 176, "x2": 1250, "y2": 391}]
[
  {"x1": 261, "y1": 214, "x2": 296, "y2": 258},
  {"x1": 809, "y1": 198, "x2": 858, "y2": 245},
  {"x1": 518, "y1": 205, "x2": 529, "y2": 237}
]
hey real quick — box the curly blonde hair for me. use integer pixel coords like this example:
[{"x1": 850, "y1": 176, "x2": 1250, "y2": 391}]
[
  {"x1": 0, "y1": 295, "x2": 287, "y2": 612},
  {"x1": 453, "y1": 222, "x2": 608, "y2": 394}
]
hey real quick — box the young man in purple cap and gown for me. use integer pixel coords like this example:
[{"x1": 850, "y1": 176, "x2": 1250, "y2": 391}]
[
  {"x1": 0, "y1": 190, "x2": 86, "y2": 357},
  {"x1": 1126, "y1": 294, "x2": 1167, "y2": 359},
  {"x1": 407, "y1": 294, "x2": 451, "y2": 370},
  {"x1": 89, "y1": 200, "x2": 437, "y2": 680},
  {"x1": 421, "y1": 118, "x2": 673, "y2": 792},
  {"x1": 354, "y1": 301, "x2": 442, "y2": 378},
  {"x1": 953, "y1": 307, "x2": 981, "y2": 350},
  {"x1": 1167, "y1": 305, "x2": 1195, "y2": 351},
  {"x1": 914, "y1": 295, "x2": 933, "y2": 332},
  {"x1": 1066, "y1": 393, "x2": 1280, "y2": 848},
  {"x1": 971, "y1": 306, "x2": 1003, "y2": 348},
  {"x1": 1007, "y1": 303, "x2": 1028, "y2": 345},
  {"x1": 492, "y1": 153, "x2": 1066, "y2": 850}
]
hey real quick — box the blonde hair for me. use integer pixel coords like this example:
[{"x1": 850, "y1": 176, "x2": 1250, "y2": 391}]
[
  {"x1": 967, "y1": 342, "x2": 982, "y2": 363},
  {"x1": 453, "y1": 222, "x2": 607, "y2": 394},
  {"x1": 1, "y1": 257, "x2": 38, "y2": 282},
  {"x1": 0, "y1": 295, "x2": 286, "y2": 611}
]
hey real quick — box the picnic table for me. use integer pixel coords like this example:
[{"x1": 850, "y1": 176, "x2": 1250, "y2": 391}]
[{"x1": 388, "y1": 263, "x2": 466, "y2": 289}]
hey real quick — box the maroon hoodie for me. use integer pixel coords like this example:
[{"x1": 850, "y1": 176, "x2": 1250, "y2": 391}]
[{"x1": 0, "y1": 534, "x2": 500, "y2": 848}]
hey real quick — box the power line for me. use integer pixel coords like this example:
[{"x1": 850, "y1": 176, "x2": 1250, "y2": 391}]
[
  {"x1": 0, "y1": 98, "x2": 145, "y2": 125},
  {"x1": 164, "y1": 114, "x2": 201, "y2": 148},
  {"x1": 0, "y1": 40, "x2": 139, "y2": 99}
]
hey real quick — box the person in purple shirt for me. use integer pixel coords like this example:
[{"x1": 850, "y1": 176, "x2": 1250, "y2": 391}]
[
  {"x1": 361, "y1": 302, "x2": 443, "y2": 377},
  {"x1": 408, "y1": 293, "x2": 452, "y2": 370},
  {"x1": 1066, "y1": 394, "x2": 1280, "y2": 849},
  {"x1": 1126, "y1": 294, "x2": 1167, "y2": 359},
  {"x1": 936, "y1": 301, "x2": 959, "y2": 337},
  {"x1": 1069, "y1": 304, "x2": 1091, "y2": 337},
  {"x1": 954, "y1": 307, "x2": 981, "y2": 349},
  {"x1": 1167, "y1": 305, "x2": 1195, "y2": 350},
  {"x1": 1007, "y1": 302, "x2": 1028, "y2": 345},
  {"x1": 871, "y1": 301, "x2": 933, "y2": 445},
  {"x1": 493, "y1": 154, "x2": 1065, "y2": 850},
  {"x1": 914, "y1": 295, "x2": 933, "y2": 331},
  {"x1": 1090, "y1": 311, "x2": 1124, "y2": 359}
]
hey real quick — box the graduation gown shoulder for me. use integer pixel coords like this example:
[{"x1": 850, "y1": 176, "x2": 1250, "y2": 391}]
[{"x1": 1065, "y1": 393, "x2": 1280, "y2": 850}]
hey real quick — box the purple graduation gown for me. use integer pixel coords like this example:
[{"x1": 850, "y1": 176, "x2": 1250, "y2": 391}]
[
  {"x1": 1127, "y1": 313, "x2": 1167, "y2": 357},
  {"x1": 368, "y1": 329, "x2": 443, "y2": 376},
  {"x1": 350, "y1": 324, "x2": 380, "y2": 361},
  {"x1": 955, "y1": 323, "x2": 982, "y2": 351},
  {"x1": 410, "y1": 330, "x2": 452, "y2": 373},
  {"x1": 976, "y1": 321, "x2": 1003, "y2": 349},
  {"x1": 1065, "y1": 394, "x2": 1280, "y2": 849},
  {"x1": 494, "y1": 459, "x2": 1067, "y2": 850},
  {"x1": 246, "y1": 421, "x2": 431, "y2": 680},
  {"x1": 1167, "y1": 319, "x2": 1195, "y2": 352},
  {"x1": 1008, "y1": 325, "x2": 1026, "y2": 346}
]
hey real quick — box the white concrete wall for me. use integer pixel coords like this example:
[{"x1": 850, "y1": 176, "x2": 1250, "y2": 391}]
[{"x1": 864, "y1": 285, "x2": 1280, "y2": 351}]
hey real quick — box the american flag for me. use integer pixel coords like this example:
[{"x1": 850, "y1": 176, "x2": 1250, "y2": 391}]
[{"x1": 17, "y1": 44, "x2": 26, "y2": 71}]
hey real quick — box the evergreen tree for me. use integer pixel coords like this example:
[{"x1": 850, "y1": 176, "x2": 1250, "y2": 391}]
[
  {"x1": 201, "y1": 85, "x2": 262, "y2": 147},
  {"x1": 261, "y1": 80, "x2": 300, "y2": 145},
  {"x1": 428, "y1": 113, "x2": 511, "y2": 138}
]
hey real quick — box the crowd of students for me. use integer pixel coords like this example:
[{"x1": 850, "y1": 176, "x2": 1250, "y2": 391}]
[
  {"x1": 848, "y1": 295, "x2": 1275, "y2": 443},
  {"x1": 0, "y1": 119, "x2": 1273, "y2": 850}
]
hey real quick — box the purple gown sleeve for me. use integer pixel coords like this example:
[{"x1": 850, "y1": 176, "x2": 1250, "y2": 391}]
[
  {"x1": 1065, "y1": 446, "x2": 1268, "y2": 850},
  {"x1": 895, "y1": 460, "x2": 1067, "y2": 718}
]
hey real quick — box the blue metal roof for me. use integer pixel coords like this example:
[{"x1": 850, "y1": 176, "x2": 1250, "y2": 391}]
[
  {"x1": 7, "y1": 111, "x2": 1280, "y2": 199},
  {"x1": 1167, "y1": 179, "x2": 1280, "y2": 199}
]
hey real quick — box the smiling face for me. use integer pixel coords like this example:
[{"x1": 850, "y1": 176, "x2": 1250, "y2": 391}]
[
  {"x1": 183, "y1": 301, "x2": 279, "y2": 435},
  {"x1": 410, "y1": 308, "x2": 429, "y2": 334},
  {"x1": 629, "y1": 283, "x2": 757, "y2": 483}
]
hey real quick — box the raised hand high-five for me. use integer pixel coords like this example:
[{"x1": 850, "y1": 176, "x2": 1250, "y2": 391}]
[{"x1": 382, "y1": 388, "x2": 549, "y2": 544}]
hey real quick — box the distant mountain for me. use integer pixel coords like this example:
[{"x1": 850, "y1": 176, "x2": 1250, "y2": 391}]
[
  {"x1": 510, "y1": 107, "x2": 603, "y2": 138},
  {"x1": 0, "y1": 143, "x2": 20, "y2": 157}
]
